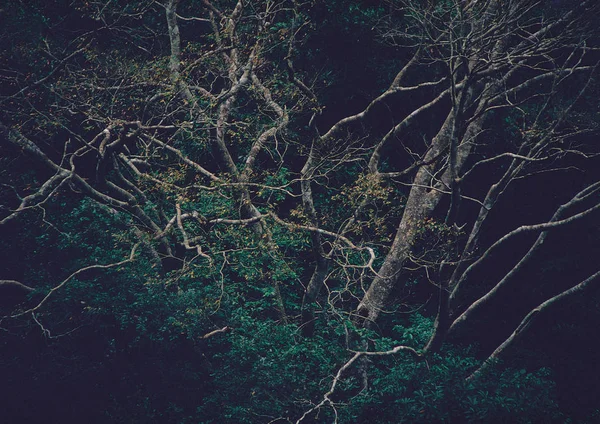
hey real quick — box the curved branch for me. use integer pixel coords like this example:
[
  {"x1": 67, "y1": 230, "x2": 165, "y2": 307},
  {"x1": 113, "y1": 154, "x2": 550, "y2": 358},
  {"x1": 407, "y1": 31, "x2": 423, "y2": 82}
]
[
  {"x1": 295, "y1": 345, "x2": 421, "y2": 424},
  {"x1": 0, "y1": 280, "x2": 35, "y2": 294},
  {"x1": 7, "y1": 243, "x2": 139, "y2": 319}
]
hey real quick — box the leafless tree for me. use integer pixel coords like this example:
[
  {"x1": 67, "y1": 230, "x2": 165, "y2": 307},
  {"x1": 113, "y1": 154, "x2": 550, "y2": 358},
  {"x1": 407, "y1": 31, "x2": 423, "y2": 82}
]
[{"x1": 1, "y1": 1, "x2": 599, "y2": 417}]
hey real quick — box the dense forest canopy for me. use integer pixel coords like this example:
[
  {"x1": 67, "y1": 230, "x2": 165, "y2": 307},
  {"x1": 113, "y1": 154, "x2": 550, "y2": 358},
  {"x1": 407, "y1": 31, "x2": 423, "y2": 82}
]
[{"x1": 1, "y1": 0, "x2": 600, "y2": 422}]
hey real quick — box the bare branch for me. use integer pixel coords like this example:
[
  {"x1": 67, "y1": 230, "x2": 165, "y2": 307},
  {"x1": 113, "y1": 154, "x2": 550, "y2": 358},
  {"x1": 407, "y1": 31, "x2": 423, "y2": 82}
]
[{"x1": 8, "y1": 243, "x2": 139, "y2": 319}]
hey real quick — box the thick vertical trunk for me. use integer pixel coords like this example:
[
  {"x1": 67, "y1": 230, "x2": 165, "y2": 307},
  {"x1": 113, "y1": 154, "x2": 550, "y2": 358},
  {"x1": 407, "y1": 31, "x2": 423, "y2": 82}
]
[
  {"x1": 356, "y1": 106, "x2": 484, "y2": 326},
  {"x1": 355, "y1": 113, "x2": 455, "y2": 324},
  {"x1": 165, "y1": 0, "x2": 194, "y2": 102},
  {"x1": 300, "y1": 257, "x2": 329, "y2": 336},
  {"x1": 299, "y1": 150, "x2": 330, "y2": 334}
]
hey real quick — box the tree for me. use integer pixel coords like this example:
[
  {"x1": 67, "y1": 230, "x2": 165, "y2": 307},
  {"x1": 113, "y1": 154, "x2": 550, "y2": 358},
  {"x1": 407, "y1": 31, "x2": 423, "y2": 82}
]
[{"x1": 1, "y1": 0, "x2": 600, "y2": 422}]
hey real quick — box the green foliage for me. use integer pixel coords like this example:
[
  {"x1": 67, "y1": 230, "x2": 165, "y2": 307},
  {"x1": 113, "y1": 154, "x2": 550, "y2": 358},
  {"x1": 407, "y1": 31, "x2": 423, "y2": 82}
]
[
  {"x1": 336, "y1": 316, "x2": 562, "y2": 423},
  {"x1": 414, "y1": 217, "x2": 465, "y2": 264},
  {"x1": 0, "y1": 192, "x2": 568, "y2": 423},
  {"x1": 179, "y1": 313, "x2": 563, "y2": 424},
  {"x1": 200, "y1": 319, "x2": 346, "y2": 423}
]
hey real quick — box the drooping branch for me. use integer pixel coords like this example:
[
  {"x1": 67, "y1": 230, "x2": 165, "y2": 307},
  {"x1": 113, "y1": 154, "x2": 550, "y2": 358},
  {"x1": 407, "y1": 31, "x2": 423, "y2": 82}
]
[
  {"x1": 0, "y1": 280, "x2": 35, "y2": 294},
  {"x1": 0, "y1": 171, "x2": 71, "y2": 226},
  {"x1": 7, "y1": 243, "x2": 139, "y2": 319}
]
